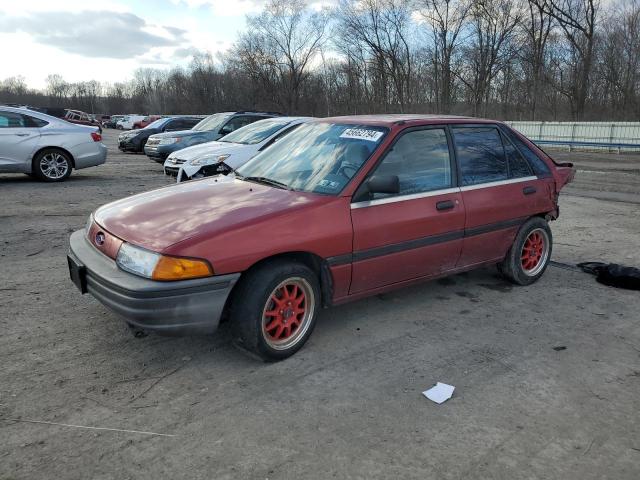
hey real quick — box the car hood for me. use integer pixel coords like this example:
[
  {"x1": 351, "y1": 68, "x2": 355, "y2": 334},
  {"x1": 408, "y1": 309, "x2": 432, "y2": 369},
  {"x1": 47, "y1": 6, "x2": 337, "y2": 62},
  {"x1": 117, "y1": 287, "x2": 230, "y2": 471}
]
[
  {"x1": 168, "y1": 141, "x2": 227, "y2": 160},
  {"x1": 149, "y1": 129, "x2": 198, "y2": 139},
  {"x1": 93, "y1": 177, "x2": 327, "y2": 252},
  {"x1": 170, "y1": 141, "x2": 253, "y2": 163}
]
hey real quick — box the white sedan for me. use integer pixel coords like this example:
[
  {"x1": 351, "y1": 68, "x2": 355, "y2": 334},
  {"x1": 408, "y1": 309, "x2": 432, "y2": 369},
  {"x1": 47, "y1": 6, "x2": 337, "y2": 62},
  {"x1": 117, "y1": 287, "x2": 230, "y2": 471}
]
[
  {"x1": 163, "y1": 117, "x2": 313, "y2": 182},
  {"x1": 0, "y1": 106, "x2": 107, "y2": 182}
]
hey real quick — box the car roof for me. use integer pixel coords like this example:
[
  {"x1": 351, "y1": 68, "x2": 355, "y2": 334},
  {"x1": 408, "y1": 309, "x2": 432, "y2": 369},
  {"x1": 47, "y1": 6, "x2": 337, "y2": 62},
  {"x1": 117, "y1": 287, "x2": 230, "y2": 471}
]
[
  {"x1": 253, "y1": 116, "x2": 314, "y2": 124},
  {"x1": 0, "y1": 105, "x2": 65, "y2": 122},
  {"x1": 318, "y1": 114, "x2": 500, "y2": 127}
]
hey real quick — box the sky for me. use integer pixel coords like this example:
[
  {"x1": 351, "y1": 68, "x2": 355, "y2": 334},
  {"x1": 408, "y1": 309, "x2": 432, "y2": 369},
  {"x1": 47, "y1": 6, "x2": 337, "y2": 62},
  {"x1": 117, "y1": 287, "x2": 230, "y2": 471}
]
[{"x1": 0, "y1": 0, "x2": 274, "y2": 89}]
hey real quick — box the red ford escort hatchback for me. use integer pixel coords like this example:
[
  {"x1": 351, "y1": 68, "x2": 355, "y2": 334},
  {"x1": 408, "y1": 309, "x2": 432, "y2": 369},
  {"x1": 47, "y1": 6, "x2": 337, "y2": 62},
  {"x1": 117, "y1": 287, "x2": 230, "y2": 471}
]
[{"x1": 68, "y1": 115, "x2": 575, "y2": 360}]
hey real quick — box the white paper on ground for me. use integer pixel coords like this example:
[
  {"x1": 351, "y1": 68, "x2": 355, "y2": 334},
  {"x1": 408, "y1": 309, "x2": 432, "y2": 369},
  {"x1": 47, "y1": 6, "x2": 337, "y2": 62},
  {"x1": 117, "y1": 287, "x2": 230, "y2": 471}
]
[{"x1": 422, "y1": 382, "x2": 455, "y2": 404}]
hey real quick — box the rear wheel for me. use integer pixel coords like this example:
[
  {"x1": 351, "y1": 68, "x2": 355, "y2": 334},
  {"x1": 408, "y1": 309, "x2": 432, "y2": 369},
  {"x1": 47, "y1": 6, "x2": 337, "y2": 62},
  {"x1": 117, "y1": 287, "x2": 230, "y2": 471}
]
[
  {"x1": 230, "y1": 261, "x2": 320, "y2": 361},
  {"x1": 33, "y1": 149, "x2": 72, "y2": 182},
  {"x1": 498, "y1": 217, "x2": 552, "y2": 286}
]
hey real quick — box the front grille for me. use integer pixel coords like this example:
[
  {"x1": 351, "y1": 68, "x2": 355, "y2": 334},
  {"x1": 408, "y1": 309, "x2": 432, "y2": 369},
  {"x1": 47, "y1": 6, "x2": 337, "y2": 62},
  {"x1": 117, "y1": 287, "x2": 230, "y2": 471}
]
[
  {"x1": 167, "y1": 158, "x2": 186, "y2": 165},
  {"x1": 165, "y1": 166, "x2": 179, "y2": 176}
]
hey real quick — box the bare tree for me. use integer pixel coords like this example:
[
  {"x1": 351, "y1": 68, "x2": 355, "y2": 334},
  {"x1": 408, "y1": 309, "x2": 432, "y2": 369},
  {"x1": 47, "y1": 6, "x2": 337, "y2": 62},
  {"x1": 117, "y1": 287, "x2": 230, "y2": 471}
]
[
  {"x1": 419, "y1": 0, "x2": 472, "y2": 113},
  {"x1": 232, "y1": 0, "x2": 329, "y2": 113},
  {"x1": 518, "y1": 1, "x2": 555, "y2": 119},
  {"x1": 530, "y1": 0, "x2": 599, "y2": 120},
  {"x1": 336, "y1": 0, "x2": 414, "y2": 111},
  {"x1": 461, "y1": 0, "x2": 522, "y2": 116},
  {"x1": 598, "y1": 0, "x2": 640, "y2": 119}
]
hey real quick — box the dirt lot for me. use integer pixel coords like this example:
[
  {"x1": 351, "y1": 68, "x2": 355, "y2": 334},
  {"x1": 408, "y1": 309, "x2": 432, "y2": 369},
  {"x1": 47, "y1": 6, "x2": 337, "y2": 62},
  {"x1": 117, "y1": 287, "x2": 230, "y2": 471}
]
[{"x1": 1, "y1": 130, "x2": 639, "y2": 479}]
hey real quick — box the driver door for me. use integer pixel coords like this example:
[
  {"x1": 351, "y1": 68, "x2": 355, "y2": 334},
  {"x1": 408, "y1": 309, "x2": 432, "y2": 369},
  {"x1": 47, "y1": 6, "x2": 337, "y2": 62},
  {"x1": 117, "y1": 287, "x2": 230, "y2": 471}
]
[{"x1": 349, "y1": 127, "x2": 465, "y2": 293}]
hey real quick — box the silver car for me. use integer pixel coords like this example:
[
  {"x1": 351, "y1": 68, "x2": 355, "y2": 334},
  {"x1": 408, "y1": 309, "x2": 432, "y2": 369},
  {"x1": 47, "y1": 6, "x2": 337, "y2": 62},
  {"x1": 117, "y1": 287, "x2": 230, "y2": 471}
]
[{"x1": 0, "y1": 106, "x2": 107, "y2": 182}]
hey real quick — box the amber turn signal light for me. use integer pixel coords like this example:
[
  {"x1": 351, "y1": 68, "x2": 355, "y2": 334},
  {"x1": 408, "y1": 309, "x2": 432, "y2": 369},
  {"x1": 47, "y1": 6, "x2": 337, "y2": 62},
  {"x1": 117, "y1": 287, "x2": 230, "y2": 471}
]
[{"x1": 151, "y1": 256, "x2": 213, "y2": 281}]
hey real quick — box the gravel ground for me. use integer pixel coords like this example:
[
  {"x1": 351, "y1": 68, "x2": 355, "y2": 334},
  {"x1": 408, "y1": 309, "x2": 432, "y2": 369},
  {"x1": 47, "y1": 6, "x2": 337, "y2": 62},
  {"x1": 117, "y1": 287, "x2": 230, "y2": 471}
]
[{"x1": 1, "y1": 130, "x2": 639, "y2": 479}]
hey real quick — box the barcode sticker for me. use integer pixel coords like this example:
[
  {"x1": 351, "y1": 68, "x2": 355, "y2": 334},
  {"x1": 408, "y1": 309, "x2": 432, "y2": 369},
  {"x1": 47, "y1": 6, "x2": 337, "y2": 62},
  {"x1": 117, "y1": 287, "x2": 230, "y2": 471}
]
[{"x1": 340, "y1": 128, "x2": 384, "y2": 142}]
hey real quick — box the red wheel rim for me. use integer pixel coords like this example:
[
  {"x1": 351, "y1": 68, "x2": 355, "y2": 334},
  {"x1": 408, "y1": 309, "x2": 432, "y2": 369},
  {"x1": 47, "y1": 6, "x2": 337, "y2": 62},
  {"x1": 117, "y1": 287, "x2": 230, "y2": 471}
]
[
  {"x1": 521, "y1": 230, "x2": 547, "y2": 274},
  {"x1": 262, "y1": 278, "x2": 314, "y2": 350}
]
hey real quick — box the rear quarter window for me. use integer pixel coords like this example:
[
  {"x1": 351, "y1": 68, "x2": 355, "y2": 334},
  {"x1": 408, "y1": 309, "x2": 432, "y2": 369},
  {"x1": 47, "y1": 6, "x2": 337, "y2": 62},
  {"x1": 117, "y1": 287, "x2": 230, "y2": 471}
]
[{"x1": 503, "y1": 127, "x2": 551, "y2": 176}]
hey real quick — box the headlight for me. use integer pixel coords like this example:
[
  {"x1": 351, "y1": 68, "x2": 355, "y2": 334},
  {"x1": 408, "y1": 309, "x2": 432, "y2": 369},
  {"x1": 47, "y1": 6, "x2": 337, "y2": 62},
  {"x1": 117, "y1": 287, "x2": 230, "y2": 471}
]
[
  {"x1": 116, "y1": 243, "x2": 213, "y2": 281},
  {"x1": 159, "y1": 137, "x2": 181, "y2": 145},
  {"x1": 191, "y1": 154, "x2": 230, "y2": 166}
]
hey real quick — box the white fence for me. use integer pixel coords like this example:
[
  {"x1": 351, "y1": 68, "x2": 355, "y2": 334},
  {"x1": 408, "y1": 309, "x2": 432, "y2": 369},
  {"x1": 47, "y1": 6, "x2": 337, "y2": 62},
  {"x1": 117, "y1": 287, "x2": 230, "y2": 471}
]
[{"x1": 504, "y1": 121, "x2": 640, "y2": 152}]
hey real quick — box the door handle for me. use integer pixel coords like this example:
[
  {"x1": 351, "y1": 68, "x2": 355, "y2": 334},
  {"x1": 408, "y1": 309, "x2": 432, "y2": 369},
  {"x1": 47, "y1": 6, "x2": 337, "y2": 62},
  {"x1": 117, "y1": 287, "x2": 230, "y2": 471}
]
[
  {"x1": 15, "y1": 133, "x2": 30, "y2": 137},
  {"x1": 523, "y1": 186, "x2": 537, "y2": 195},
  {"x1": 436, "y1": 200, "x2": 455, "y2": 211}
]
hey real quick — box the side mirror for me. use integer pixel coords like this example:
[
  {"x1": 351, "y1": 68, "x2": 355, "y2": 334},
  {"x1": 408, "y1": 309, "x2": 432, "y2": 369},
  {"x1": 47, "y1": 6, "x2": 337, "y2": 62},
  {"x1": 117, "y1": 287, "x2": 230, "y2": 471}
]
[
  {"x1": 367, "y1": 175, "x2": 399, "y2": 195},
  {"x1": 219, "y1": 126, "x2": 233, "y2": 135}
]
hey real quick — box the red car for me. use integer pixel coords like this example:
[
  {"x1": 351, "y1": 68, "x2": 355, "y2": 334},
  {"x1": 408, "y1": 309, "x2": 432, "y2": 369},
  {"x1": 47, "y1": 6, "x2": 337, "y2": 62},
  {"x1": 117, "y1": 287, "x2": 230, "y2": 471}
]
[
  {"x1": 133, "y1": 115, "x2": 162, "y2": 129},
  {"x1": 65, "y1": 109, "x2": 102, "y2": 132},
  {"x1": 68, "y1": 115, "x2": 575, "y2": 360}
]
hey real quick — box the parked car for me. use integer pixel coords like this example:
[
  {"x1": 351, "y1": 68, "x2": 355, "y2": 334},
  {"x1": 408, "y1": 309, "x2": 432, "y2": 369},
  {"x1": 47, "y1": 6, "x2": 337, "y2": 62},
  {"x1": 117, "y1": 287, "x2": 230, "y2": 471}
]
[
  {"x1": 164, "y1": 116, "x2": 313, "y2": 180},
  {"x1": 67, "y1": 115, "x2": 575, "y2": 360},
  {"x1": 118, "y1": 116, "x2": 204, "y2": 153},
  {"x1": 144, "y1": 111, "x2": 281, "y2": 162},
  {"x1": 64, "y1": 109, "x2": 103, "y2": 132},
  {"x1": 133, "y1": 115, "x2": 162, "y2": 130},
  {"x1": 105, "y1": 115, "x2": 125, "y2": 129},
  {"x1": 28, "y1": 107, "x2": 103, "y2": 133},
  {"x1": 0, "y1": 106, "x2": 106, "y2": 182},
  {"x1": 116, "y1": 115, "x2": 145, "y2": 130}
]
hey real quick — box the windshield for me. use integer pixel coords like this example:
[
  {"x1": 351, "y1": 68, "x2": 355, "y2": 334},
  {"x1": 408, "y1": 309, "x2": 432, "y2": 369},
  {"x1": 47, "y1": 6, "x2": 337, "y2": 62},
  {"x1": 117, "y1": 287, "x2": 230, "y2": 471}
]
[
  {"x1": 144, "y1": 118, "x2": 166, "y2": 130},
  {"x1": 236, "y1": 122, "x2": 388, "y2": 195},
  {"x1": 193, "y1": 113, "x2": 230, "y2": 132},
  {"x1": 220, "y1": 119, "x2": 292, "y2": 145}
]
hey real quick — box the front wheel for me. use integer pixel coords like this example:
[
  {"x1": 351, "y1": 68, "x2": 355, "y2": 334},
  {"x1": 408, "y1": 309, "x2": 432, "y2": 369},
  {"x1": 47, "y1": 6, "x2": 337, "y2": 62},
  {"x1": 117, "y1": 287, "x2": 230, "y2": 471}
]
[
  {"x1": 32, "y1": 149, "x2": 72, "y2": 182},
  {"x1": 230, "y1": 261, "x2": 320, "y2": 361},
  {"x1": 498, "y1": 217, "x2": 552, "y2": 286}
]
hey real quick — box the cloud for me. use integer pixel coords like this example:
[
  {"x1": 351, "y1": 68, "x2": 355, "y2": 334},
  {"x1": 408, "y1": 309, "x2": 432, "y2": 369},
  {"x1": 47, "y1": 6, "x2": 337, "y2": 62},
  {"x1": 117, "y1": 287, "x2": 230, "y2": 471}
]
[
  {"x1": 0, "y1": 11, "x2": 185, "y2": 59},
  {"x1": 172, "y1": 0, "x2": 269, "y2": 16}
]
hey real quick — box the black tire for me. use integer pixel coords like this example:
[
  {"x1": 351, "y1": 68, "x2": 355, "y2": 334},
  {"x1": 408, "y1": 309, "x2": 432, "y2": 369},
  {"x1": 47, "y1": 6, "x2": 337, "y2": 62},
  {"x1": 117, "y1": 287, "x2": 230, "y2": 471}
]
[
  {"x1": 498, "y1": 217, "x2": 552, "y2": 286},
  {"x1": 32, "y1": 148, "x2": 72, "y2": 182},
  {"x1": 230, "y1": 260, "x2": 320, "y2": 361}
]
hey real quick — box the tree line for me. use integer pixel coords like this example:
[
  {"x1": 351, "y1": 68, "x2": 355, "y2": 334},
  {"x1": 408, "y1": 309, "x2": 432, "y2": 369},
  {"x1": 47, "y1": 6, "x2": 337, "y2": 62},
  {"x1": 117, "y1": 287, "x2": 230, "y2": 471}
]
[{"x1": 1, "y1": 0, "x2": 639, "y2": 121}]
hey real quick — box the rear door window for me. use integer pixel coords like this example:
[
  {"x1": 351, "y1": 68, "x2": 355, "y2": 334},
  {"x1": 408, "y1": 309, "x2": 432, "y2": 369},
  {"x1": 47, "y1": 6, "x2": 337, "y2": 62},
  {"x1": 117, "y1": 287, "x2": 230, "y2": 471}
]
[
  {"x1": 183, "y1": 118, "x2": 200, "y2": 128},
  {"x1": 0, "y1": 112, "x2": 26, "y2": 128},
  {"x1": 222, "y1": 115, "x2": 254, "y2": 133},
  {"x1": 453, "y1": 127, "x2": 508, "y2": 186},
  {"x1": 371, "y1": 128, "x2": 452, "y2": 199}
]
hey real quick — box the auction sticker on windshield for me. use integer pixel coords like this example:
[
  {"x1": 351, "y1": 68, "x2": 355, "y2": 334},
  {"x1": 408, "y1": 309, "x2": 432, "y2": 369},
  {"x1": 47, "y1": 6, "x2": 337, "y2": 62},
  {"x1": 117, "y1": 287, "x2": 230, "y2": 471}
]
[{"x1": 340, "y1": 128, "x2": 384, "y2": 142}]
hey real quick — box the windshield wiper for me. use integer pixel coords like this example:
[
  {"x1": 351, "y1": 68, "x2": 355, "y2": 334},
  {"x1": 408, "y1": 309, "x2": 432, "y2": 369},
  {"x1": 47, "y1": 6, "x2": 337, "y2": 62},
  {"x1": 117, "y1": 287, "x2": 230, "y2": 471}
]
[{"x1": 241, "y1": 176, "x2": 291, "y2": 190}]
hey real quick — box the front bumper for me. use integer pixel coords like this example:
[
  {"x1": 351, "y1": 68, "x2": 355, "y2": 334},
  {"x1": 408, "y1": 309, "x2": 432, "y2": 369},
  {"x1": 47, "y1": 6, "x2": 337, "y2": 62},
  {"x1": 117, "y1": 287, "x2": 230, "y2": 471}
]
[
  {"x1": 68, "y1": 230, "x2": 240, "y2": 334},
  {"x1": 118, "y1": 138, "x2": 142, "y2": 152},
  {"x1": 144, "y1": 144, "x2": 173, "y2": 162},
  {"x1": 173, "y1": 163, "x2": 232, "y2": 182}
]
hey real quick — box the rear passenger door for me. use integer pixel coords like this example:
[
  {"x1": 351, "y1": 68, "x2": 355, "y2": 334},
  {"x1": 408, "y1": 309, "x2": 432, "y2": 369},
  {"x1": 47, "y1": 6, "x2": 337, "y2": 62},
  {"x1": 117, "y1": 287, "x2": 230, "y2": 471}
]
[
  {"x1": 349, "y1": 127, "x2": 465, "y2": 293},
  {"x1": 452, "y1": 125, "x2": 548, "y2": 267},
  {"x1": 0, "y1": 111, "x2": 42, "y2": 172}
]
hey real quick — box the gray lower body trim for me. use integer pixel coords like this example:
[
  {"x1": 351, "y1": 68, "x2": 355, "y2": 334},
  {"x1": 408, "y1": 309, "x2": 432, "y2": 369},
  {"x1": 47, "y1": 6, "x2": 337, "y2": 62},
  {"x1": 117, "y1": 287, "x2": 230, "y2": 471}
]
[
  {"x1": 68, "y1": 230, "x2": 240, "y2": 334},
  {"x1": 327, "y1": 217, "x2": 526, "y2": 267}
]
